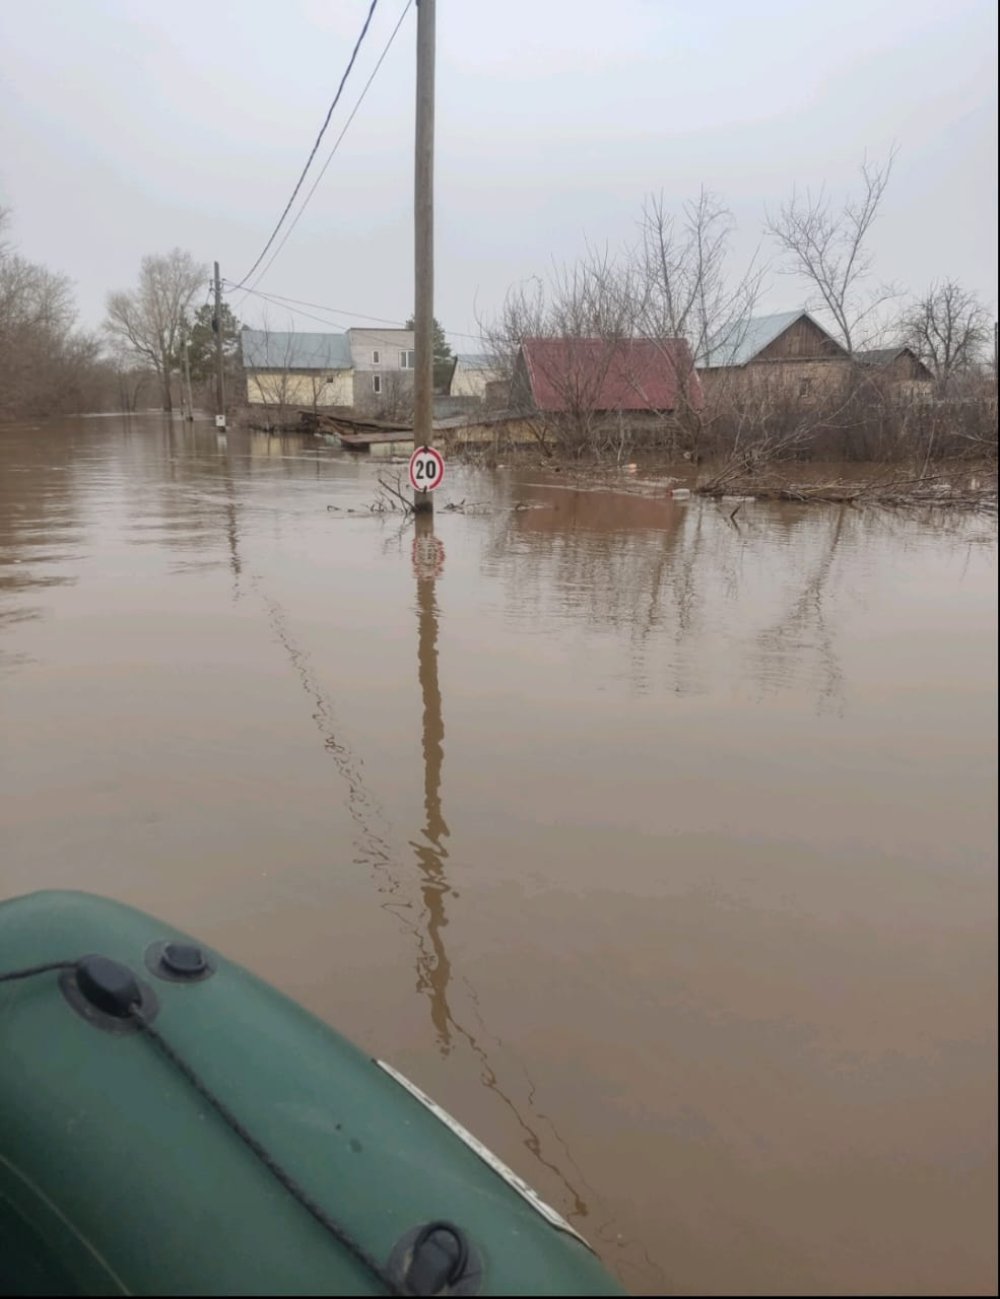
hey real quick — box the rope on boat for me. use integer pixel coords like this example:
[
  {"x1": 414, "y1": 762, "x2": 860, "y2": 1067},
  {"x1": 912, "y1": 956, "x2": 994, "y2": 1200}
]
[
  {"x1": 131, "y1": 1006, "x2": 403, "y2": 1295},
  {"x1": 0, "y1": 959, "x2": 403, "y2": 1296},
  {"x1": 0, "y1": 960, "x2": 75, "y2": 982}
]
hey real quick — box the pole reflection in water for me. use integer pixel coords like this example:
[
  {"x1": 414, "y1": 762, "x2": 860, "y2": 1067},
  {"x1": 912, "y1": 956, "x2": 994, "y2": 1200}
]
[
  {"x1": 410, "y1": 512, "x2": 454, "y2": 1053},
  {"x1": 406, "y1": 512, "x2": 597, "y2": 1231},
  {"x1": 221, "y1": 440, "x2": 242, "y2": 586}
]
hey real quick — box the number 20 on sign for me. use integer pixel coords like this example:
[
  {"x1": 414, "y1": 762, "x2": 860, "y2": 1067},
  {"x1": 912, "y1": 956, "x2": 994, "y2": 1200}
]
[{"x1": 408, "y1": 446, "x2": 445, "y2": 493}]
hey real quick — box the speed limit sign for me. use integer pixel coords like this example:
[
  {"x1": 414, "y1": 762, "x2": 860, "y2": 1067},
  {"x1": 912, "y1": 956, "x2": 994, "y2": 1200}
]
[{"x1": 408, "y1": 445, "x2": 445, "y2": 493}]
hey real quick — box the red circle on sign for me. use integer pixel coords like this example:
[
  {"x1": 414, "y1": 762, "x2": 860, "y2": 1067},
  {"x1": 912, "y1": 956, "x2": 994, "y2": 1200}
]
[{"x1": 408, "y1": 446, "x2": 445, "y2": 493}]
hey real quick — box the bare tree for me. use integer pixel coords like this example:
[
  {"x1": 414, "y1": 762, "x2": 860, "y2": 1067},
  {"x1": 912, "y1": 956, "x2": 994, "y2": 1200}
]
[
  {"x1": 0, "y1": 207, "x2": 102, "y2": 419},
  {"x1": 0, "y1": 252, "x2": 74, "y2": 339},
  {"x1": 635, "y1": 189, "x2": 763, "y2": 369},
  {"x1": 479, "y1": 275, "x2": 545, "y2": 390},
  {"x1": 105, "y1": 339, "x2": 154, "y2": 412},
  {"x1": 899, "y1": 280, "x2": 991, "y2": 389},
  {"x1": 767, "y1": 152, "x2": 898, "y2": 353},
  {"x1": 539, "y1": 250, "x2": 638, "y2": 451},
  {"x1": 632, "y1": 189, "x2": 765, "y2": 454},
  {"x1": 104, "y1": 249, "x2": 206, "y2": 412},
  {"x1": 481, "y1": 247, "x2": 638, "y2": 454}
]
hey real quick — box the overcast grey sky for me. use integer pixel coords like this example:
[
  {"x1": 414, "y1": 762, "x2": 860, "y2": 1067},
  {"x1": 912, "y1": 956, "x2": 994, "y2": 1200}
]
[{"x1": 1, "y1": 0, "x2": 996, "y2": 347}]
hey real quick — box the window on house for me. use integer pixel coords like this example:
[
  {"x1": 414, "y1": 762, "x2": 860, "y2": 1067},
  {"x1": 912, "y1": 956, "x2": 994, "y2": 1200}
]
[
  {"x1": 799, "y1": 378, "x2": 813, "y2": 397},
  {"x1": 372, "y1": 350, "x2": 380, "y2": 365},
  {"x1": 372, "y1": 375, "x2": 382, "y2": 394},
  {"x1": 399, "y1": 350, "x2": 415, "y2": 370}
]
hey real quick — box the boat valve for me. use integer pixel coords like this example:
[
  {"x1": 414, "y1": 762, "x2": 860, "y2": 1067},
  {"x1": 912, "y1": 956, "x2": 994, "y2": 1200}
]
[
  {"x1": 59, "y1": 954, "x2": 158, "y2": 1033},
  {"x1": 389, "y1": 1220, "x2": 482, "y2": 1296}
]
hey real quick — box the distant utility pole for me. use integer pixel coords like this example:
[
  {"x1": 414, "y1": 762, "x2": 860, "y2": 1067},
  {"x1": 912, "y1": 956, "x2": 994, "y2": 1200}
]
[
  {"x1": 213, "y1": 261, "x2": 227, "y2": 428},
  {"x1": 180, "y1": 320, "x2": 194, "y2": 422},
  {"x1": 412, "y1": 0, "x2": 435, "y2": 513}
]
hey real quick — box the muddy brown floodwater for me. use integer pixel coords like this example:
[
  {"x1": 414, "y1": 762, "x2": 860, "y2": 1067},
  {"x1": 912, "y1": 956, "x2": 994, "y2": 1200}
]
[{"x1": 1, "y1": 416, "x2": 997, "y2": 1295}]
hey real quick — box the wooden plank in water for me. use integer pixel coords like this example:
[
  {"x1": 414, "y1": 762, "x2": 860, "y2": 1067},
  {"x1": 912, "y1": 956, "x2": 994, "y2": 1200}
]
[{"x1": 340, "y1": 430, "x2": 416, "y2": 450}]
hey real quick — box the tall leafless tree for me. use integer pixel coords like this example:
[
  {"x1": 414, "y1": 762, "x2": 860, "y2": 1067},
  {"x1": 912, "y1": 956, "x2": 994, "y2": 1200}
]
[
  {"x1": 0, "y1": 206, "x2": 107, "y2": 418},
  {"x1": 899, "y1": 280, "x2": 991, "y2": 389},
  {"x1": 104, "y1": 249, "x2": 206, "y2": 412},
  {"x1": 631, "y1": 188, "x2": 765, "y2": 452},
  {"x1": 635, "y1": 189, "x2": 764, "y2": 369},
  {"x1": 480, "y1": 247, "x2": 639, "y2": 453},
  {"x1": 767, "y1": 152, "x2": 898, "y2": 353}
]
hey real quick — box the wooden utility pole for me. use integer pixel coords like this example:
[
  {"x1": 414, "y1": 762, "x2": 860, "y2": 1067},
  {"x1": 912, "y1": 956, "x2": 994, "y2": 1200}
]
[
  {"x1": 213, "y1": 261, "x2": 227, "y2": 428},
  {"x1": 180, "y1": 319, "x2": 194, "y2": 422},
  {"x1": 412, "y1": 0, "x2": 435, "y2": 512}
]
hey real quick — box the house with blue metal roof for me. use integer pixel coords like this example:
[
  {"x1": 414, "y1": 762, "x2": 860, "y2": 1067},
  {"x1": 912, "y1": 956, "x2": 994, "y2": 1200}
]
[
  {"x1": 698, "y1": 310, "x2": 849, "y2": 402},
  {"x1": 241, "y1": 325, "x2": 415, "y2": 415},
  {"x1": 242, "y1": 329, "x2": 354, "y2": 410}
]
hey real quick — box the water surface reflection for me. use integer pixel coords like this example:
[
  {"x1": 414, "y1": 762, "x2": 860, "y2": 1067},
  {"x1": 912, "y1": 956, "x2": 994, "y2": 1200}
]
[{"x1": 0, "y1": 417, "x2": 995, "y2": 1296}]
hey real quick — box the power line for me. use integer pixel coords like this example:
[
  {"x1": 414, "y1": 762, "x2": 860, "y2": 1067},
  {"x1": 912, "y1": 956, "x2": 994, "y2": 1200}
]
[
  {"x1": 230, "y1": 2, "x2": 411, "y2": 313},
  {"x1": 247, "y1": 0, "x2": 413, "y2": 292},
  {"x1": 234, "y1": 283, "x2": 484, "y2": 345},
  {"x1": 234, "y1": 0, "x2": 381, "y2": 289},
  {"x1": 241, "y1": 290, "x2": 401, "y2": 338},
  {"x1": 229, "y1": 284, "x2": 405, "y2": 327},
  {"x1": 236, "y1": 288, "x2": 414, "y2": 351}
]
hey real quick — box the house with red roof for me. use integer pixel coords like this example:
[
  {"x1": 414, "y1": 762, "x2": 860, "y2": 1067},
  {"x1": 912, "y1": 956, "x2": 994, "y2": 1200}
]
[{"x1": 511, "y1": 337, "x2": 703, "y2": 418}]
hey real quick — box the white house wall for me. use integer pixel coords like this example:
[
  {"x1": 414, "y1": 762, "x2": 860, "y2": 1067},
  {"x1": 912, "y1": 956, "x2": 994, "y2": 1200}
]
[
  {"x1": 348, "y1": 328, "x2": 415, "y2": 372},
  {"x1": 247, "y1": 371, "x2": 353, "y2": 407},
  {"x1": 450, "y1": 364, "x2": 501, "y2": 399}
]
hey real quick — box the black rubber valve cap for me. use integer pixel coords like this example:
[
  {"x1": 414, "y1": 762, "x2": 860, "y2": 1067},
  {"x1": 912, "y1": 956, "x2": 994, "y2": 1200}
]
[
  {"x1": 406, "y1": 1223, "x2": 472, "y2": 1296},
  {"x1": 74, "y1": 956, "x2": 142, "y2": 1019},
  {"x1": 161, "y1": 942, "x2": 208, "y2": 978}
]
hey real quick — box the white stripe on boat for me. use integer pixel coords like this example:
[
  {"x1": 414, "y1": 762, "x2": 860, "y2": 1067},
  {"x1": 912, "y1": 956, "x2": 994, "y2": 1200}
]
[{"x1": 375, "y1": 1060, "x2": 592, "y2": 1251}]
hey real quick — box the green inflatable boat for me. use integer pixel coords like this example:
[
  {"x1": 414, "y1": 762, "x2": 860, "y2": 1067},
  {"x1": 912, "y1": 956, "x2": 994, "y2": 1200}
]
[{"x1": 0, "y1": 891, "x2": 624, "y2": 1296}]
